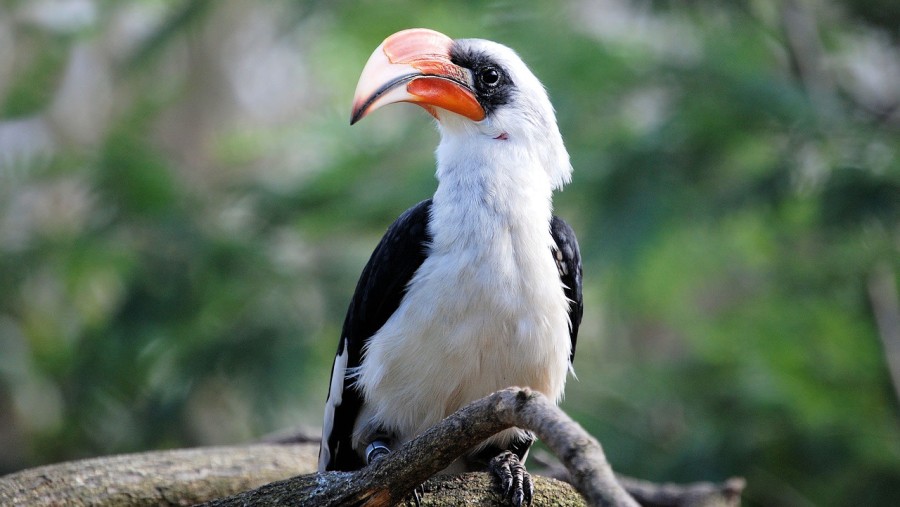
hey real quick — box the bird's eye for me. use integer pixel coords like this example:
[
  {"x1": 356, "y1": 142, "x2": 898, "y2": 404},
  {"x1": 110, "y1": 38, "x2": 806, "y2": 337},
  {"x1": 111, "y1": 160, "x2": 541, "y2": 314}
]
[{"x1": 479, "y1": 67, "x2": 501, "y2": 87}]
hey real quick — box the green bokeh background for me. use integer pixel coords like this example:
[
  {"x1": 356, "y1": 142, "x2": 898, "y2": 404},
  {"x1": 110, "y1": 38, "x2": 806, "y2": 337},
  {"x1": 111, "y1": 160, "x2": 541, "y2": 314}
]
[{"x1": 1, "y1": 1, "x2": 898, "y2": 505}]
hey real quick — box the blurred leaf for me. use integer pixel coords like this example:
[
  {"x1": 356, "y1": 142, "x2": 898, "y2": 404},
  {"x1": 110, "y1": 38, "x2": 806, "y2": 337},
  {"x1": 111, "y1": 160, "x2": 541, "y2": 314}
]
[{"x1": 1, "y1": 2, "x2": 899, "y2": 506}]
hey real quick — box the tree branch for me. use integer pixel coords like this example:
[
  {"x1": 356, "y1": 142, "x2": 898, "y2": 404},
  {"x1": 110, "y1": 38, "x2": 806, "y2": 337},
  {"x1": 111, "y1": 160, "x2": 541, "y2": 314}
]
[
  {"x1": 0, "y1": 387, "x2": 744, "y2": 507},
  {"x1": 617, "y1": 476, "x2": 745, "y2": 507},
  {"x1": 0, "y1": 444, "x2": 317, "y2": 507},
  {"x1": 203, "y1": 388, "x2": 639, "y2": 507}
]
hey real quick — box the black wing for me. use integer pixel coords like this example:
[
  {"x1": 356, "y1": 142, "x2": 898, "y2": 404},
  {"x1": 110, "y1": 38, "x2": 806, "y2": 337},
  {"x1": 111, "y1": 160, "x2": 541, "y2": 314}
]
[
  {"x1": 551, "y1": 216, "x2": 583, "y2": 364},
  {"x1": 320, "y1": 199, "x2": 433, "y2": 472}
]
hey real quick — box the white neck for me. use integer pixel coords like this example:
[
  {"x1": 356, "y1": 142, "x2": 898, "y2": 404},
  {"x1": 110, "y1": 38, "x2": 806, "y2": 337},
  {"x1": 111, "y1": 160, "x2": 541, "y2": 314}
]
[{"x1": 430, "y1": 125, "x2": 555, "y2": 252}]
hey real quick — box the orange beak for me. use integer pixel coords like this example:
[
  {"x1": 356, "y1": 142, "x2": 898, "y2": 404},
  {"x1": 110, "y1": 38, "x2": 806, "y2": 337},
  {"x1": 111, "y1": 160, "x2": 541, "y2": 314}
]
[{"x1": 351, "y1": 28, "x2": 486, "y2": 125}]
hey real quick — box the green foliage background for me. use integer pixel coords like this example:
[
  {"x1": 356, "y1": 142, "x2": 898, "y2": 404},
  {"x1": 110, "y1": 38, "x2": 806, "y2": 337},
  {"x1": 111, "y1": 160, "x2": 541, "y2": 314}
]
[{"x1": 1, "y1": 1, "x2": 899, "y2": 505}]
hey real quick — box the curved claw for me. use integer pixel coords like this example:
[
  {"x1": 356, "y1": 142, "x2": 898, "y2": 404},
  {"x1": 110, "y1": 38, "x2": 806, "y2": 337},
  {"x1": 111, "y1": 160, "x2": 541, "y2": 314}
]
[
  {"x1": 404, "y1": 484, "x2": 424, "y2": 507},
  {"x1": 489, "y1": 451, "x2": 534, "y2": 507}
]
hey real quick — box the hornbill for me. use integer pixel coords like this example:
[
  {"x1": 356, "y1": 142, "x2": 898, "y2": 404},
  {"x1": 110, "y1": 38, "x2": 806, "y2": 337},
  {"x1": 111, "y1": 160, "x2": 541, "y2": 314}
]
[{"x1": 319, "y1": 28, "x2": 583, "y2": 506}]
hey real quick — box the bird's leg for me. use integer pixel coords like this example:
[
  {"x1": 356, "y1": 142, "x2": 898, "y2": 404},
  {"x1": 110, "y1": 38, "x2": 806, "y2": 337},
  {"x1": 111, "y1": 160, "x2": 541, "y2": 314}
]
[
  {"x1": 489, "y1": 450, "x2": 534, "y2": 507},
  {"x1": 365, "y1": 439, "x2": 392, "y2": 464}
]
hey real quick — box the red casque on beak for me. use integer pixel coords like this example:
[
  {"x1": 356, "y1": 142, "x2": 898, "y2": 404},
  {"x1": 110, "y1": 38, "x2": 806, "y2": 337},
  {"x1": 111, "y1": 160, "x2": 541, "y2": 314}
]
[{"x1": 350, "y1": 28, "x2": 485, "y2": 125}]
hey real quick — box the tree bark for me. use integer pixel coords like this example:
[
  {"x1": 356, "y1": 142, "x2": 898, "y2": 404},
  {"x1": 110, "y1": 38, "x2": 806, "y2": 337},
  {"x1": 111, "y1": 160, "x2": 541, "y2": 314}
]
[
  {"x1": 0, "y1": 444, "x2": 317, "y2": 506},
  {"x1": 0, "y1": 388, "x2": 744, "y2": 507},
  {"x1": 201, "y1": 388, "x2": 639, "y2": 507}
]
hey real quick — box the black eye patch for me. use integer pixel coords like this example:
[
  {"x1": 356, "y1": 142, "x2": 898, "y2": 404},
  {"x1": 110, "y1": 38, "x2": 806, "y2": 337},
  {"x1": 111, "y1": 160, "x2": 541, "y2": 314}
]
[{"x1": 449, "y1": 45, "x2": 513, "y2": 116}]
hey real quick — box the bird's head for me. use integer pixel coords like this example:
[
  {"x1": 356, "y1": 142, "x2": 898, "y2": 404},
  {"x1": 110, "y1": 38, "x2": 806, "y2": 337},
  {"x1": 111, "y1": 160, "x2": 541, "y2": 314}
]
[{"x1": 351, "y1": 28, "x2": 572, "y2": 190}]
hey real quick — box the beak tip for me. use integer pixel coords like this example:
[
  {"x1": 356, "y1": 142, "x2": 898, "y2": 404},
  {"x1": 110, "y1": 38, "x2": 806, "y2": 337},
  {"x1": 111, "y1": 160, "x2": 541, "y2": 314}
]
[{"x1": 350, "y1": 107, "x2": 365, "y2": 125}]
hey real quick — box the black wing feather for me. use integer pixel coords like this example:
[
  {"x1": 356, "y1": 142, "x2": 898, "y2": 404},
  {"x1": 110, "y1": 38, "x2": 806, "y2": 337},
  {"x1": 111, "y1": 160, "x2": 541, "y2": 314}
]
[
  {"x1": 550, "y1": 216, "x2": 583, "y2": 364},
  {"x1": 323, "y1": 199, "x2": 433, "y2": 471}
]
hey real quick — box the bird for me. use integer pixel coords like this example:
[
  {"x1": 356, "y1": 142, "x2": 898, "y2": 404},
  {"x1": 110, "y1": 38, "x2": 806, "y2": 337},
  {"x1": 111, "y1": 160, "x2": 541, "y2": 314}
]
[{"x1": 318, "y1": 28, "x2": 583, "y2": 506}]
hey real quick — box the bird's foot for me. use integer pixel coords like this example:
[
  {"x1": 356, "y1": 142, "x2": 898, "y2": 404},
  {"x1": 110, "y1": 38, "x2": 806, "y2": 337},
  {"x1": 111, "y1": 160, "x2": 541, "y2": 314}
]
[{"x1": 489, "y1": 450, "x2": 534, "y2": 507}]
